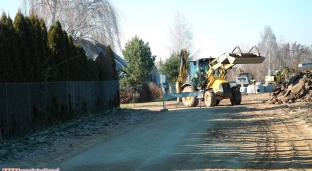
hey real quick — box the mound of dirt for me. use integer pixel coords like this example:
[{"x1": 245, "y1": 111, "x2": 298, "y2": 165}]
[{"x1": 264, "y1": 70, "x2": 312, "y2": 104}]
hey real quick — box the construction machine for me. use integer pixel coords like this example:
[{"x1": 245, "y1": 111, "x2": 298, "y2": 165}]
[
  {"x1": 235, "y1": 68, "x2": 255, "y2": 87},
  {"x1": 265, "y1": 67, "x2": 302, "y2": 84},
  {"x1": 176, "y1": 46, "x2": 265, "y2": 107}
]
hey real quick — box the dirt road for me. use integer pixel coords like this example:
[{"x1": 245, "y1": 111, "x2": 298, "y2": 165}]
[{"x1": 2, "y1": 93, "x2": 312, "y2": 170}]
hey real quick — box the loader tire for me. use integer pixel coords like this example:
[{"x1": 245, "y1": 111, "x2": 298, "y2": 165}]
[
  {"x1": 182, "y1": 86, "x2": 199, "y2": 107},
  {"x1": 230, "y1": 88, "x2": 241, "y2": 105},
  {"x1": 204, "y1": 90, "x2": 216, "y2": 107}
]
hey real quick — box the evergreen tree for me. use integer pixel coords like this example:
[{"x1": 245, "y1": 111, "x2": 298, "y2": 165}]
[
  {"x1": 95, "y1": 45, "x2": 118, "y2": 81},
  {"x1": 86, "y1": 58, "x2": 99, "y2": 81},
  {"x1": 76, "y1": 45, "x2": 88, "y2": 80},
  {"x1": 46, "y1": 25, "x2": 57, "y2": 81},
  {"x1": 13, "y1": 11, "x2": 34, "y2": 82},
  {"x1": 105, "y1": 45, "x2": 118, "y2": 80},
  {"x1": 121, "y1": 35, "x2": 156, "y2": 88},
  {"x1": 47, "y1": 21, "x2": 68, "y2": 81},
  {"x1": 66, "y1": 35, "x2": 74, "y2": 81},
  {"x1": 67, "y1": 36, "x2": 80, "y2": 81},
  {"x1": 159, "y1": 52, "x2": 180, "y2": 85},
  {"x1": 24, "y1": 16, "x2": 38, "y2": 81},
  {"x1": 30, "y1": 14, "x2": 47, "y2": 81},
  {"x1": 2, "y1": 14, "x2": 23, "y2": 82},
  {"x1": 95, "y1": 52, "x2": 107, "y2": 81},
  {"x1": 39, "y1": 18, "x2": 50, "y2": 81},
  {"x1": 27, "y1": 15, "x2": 42, "y2": 81},
  {"x1": 0, "y1": 23, "x2": 9, "y2": 82},
  {"x1": 0, "y1": 14, "x2": 14, "y2": 82},
  {"x1": 61, "y1": 30, "x2": 70, "y2": 80}
]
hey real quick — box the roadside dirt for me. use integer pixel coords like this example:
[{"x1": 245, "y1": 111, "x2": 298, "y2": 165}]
[{"x1": 1, "y1": 93, "x2": 312, "y2": 170}]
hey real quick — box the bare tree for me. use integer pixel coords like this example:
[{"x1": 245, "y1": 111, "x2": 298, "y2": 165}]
[
  {"x1": 257, "y1": 26, "x2": 279, "y2": 76},
  {"x1": 290, "y1": 42, "x2": 310, "y2": 68},
  {"x1": 167, "y1": 12, "x2": 193, "y2": 55},
  {"x1": 23, "y1": 0, "x2": 122, "y2": 49}
]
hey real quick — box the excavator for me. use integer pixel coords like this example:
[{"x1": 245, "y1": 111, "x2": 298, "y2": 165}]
[
  {"x1": 176, "y1": 46, "x2": 265, "y2": 107},
  {"x1": 265, "y1": 67, "x2": 302, "y2": 84}
]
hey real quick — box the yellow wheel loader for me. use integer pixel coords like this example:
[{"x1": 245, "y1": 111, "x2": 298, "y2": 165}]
[{"x1": 176, "y1": 46, "x2": 265, "y2": 107}]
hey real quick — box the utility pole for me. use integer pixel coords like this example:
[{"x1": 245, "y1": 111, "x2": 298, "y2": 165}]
[{"x1": 268, "y1": 51, "x2": 271, "y2": 76}]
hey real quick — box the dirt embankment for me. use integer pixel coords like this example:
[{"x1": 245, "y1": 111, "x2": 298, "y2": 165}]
[{"x1": 265, "y1": 70, "x2": 312, "y2": 104}]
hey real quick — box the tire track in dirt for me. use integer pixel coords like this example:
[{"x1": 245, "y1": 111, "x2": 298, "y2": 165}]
[
  {"x1": 248, "y1": 110, "x2": 286, "y2": 169},
  {"x1": 231, "y1": 109, "x2": 278, "y2": 169},
  {"x1": 272, "y1": 113, "x2": 312, "y2": 170},
  {"x1": 204, "y1": 104, "x2": 312, "y2": 170},
  {"x1": 243, "y1": 105, "x2": 312, "y2": 170}
]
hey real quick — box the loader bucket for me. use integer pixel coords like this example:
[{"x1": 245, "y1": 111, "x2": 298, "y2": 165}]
[
  {"x1": 227, "y1": 54, "x2": 265, "y2": 64},
  {"x1": 218, "y1": 46, "x2": 265, "y2": 64}
]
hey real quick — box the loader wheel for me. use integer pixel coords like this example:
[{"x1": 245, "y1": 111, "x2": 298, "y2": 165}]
[
  {"x1": 182, "y1": 86, "x2": 199, "y2": 107},
  {"x1": 204, "y1": 90, "x2": 216, "y2": 107},
  {"x1": 230, "y1": 88, "x2": 242, "y2": 105}
]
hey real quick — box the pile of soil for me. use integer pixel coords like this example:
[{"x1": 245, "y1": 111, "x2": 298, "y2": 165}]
[{"x1": 264, "y1": 70, "x2": 312, "y2": 104}]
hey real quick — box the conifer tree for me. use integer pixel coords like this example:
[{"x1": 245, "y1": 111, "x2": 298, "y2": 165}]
[
  {"x1": 67, "y1": 36, "x2": 79, "y2": 81},
  {"x1": 120, "y1": 35, "x2": 156, "y2": 88},
  {"x1": 76, "y1": 45, "x2": 88, "y2": 80},
  {"x1": 39, "y1": 18, "x2": 51, "y2": 81},
  {"x1": 105, "y1": 45, "x2": 118, "y2": 80},
  {"x1": 95, "y1": 52, "x2": 106, "y2": 81},
  {"x1": 86, "y1": 58, "x2": 99, "y2": 81},
  {"x1": 2, "y1": 14, "x2": 23, "y2": 82},
  {"x1": 30, "y1": 14, "x2": 46, "y2": 81},
  {"x1": 0, "y1": 14, "x2": 14, "y2": 82},
  {"x1": 48, "y1": 21, "x2": 68, "y2": 81},
  {"x1": 46, "y1": 24, "x2": 58, "y2": 81},
  {"x1": 13, "y1": 11, "x2": 34, "y2": 82},
  {"x1": 61, "y1": 30, "x2": 70, "y2": 80},
  {"x1": 0, "y1": 23, "x2": 9, "y2": 82},
  {"x1": 26, "y1": 15, "x2": 41, "y2": 81}
]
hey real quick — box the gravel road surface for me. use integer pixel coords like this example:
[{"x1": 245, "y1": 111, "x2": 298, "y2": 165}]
[{"x1": 2, "y1": 93, "x2": 312, "y2": 171}]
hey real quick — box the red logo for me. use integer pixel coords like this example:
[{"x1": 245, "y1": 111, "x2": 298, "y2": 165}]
[{"x1": 2, "y1": 169, "x2": 20, "y2": 171}]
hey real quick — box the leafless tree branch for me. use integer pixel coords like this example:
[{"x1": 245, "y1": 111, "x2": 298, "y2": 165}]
[{"x1": 23, "y1": 0, "x2": 122, "y2": 50}]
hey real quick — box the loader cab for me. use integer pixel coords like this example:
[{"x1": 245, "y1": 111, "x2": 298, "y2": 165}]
[{"x1": 188, "y1": 58, "x2": 216, "y2": 87}]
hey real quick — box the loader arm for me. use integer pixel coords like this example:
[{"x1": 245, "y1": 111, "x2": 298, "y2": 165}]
[
  {"x1": 206, "y1": 45, "x2": 265, "y2": 88},
  {"x1": 176, "y1": 49, "x2": 189, "y2": 93}
]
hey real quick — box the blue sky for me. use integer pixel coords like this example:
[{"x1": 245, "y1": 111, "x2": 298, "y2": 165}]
[{"x1": 2, "y1": 0, "x2": 312, "y2": 61}]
